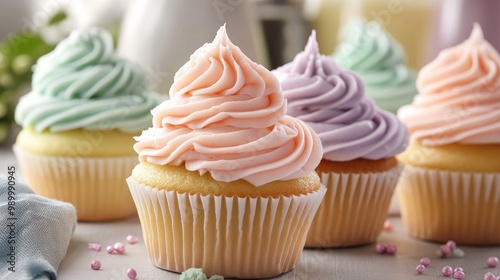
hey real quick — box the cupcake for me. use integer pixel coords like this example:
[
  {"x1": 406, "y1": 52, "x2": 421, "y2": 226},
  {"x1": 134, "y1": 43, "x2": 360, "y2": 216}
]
[
  {"x1": 397, "y1": 23, "x2": 500, "y2": 245},
  {"x1": 127, "y1": 26, "x2": 325, "y2": 278},
  {"x1": 272, "y1": 31, "x2": 408, "y2": 247},
  {"x1": 333, "y1": 19, "x2": 417, "y2": 114},
  {"x1": 14, "y1": 28, "x2": 163, "y2": 221}
]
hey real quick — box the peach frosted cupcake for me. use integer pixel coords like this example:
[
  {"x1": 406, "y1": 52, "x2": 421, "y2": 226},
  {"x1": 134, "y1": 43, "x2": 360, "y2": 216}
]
[
  {"x1": 127, "y1": 26, "x2": 325, "y2": 278},
  {"x1": 273, "y1": 31, "x2": 408, "y2": 247},
  {"x1": 14, "y1": 28, "x2": 163, "y2": 221},
  {"x1": 397, "y1": 24, "x2": 500, "y2": 244}
]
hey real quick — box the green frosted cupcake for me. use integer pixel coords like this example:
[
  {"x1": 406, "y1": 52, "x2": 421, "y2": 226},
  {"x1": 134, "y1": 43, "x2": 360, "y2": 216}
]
[{"x1": 333, "y1": 19, "x2": 417, "y2": 114}]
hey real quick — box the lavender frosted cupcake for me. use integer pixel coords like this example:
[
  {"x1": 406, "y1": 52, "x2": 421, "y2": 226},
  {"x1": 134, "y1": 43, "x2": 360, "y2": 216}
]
[{"x1": 273, "y1": 31, "x2": 408, "y2": 247}]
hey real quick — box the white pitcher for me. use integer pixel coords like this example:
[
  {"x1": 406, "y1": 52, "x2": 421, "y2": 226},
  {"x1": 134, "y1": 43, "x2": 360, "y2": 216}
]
[{"x1": 117, "y1": 0, "x2": 269, "y2": 94}]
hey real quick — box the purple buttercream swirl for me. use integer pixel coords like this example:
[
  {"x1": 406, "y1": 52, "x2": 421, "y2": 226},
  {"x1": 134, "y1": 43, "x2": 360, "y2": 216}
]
[{"x1": 272, "y1": 31, "x2": 408, "y2": 161}]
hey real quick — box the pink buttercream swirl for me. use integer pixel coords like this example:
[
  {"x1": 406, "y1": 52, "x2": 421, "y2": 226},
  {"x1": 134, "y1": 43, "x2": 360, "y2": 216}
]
[
  {"x1": 398, "y1": 23, "x2": 500, "y2": 145},
  {"x1": 134, "y1": 26, "x2": 322, "y2": 186},
  {"x1": 273, "y1": 31, "x2": 408, "y2": 161}
]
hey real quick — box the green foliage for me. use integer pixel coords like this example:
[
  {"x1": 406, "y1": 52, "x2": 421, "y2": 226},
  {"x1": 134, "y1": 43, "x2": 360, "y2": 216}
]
[
  {"x1": 0, "y1": 19, "x2": 58, "y2": 143},
  {"x1": 47, "y1": 11, "x2": 67, "y2": 26}
]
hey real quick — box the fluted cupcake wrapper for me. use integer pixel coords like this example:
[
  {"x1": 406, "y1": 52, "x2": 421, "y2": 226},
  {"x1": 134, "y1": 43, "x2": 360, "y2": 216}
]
[
  {"x1": 14, "y1": 145, "x2": 138, "y2": 221},
  {"x1": 127, "y1": 177, "x2": 326, "y2": 279},
  {"x1": 398, "y1": 166, "x2": 500, "y2": 245},
  {"x1": 388, "y1": 192, "x2": 401, "y2": 216},
  {"x1": 305, "y1": 165, "x2": 402, "y2": 247}
]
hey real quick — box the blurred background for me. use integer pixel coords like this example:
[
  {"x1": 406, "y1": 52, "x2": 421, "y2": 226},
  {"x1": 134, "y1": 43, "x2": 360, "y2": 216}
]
[{"x1": 1, "y1": 0, "x2": 499, "y2": 143}]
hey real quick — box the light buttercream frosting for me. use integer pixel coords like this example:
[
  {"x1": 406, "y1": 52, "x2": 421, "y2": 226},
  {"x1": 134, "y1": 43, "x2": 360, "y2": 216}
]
[
  {"x1": 15, "y1": 28, "x2": 163, "y2": 133},
  {"x1": 334, "y1": 19, "x2": 417, "y2": 114},
  {"x1": 134, "y1": 26, "x2": 322, "y2": 186},
  {"x1": 272, "y1": 31, "x2": 408, "y2": 162},
  {"x1": 398, "y1": 24, "x2": 500, "y2": 146}
]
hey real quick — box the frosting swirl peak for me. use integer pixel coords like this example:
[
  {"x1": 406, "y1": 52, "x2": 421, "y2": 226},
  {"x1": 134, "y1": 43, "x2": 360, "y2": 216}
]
[
  {"x1": 273, "y1": 31, "x2": 408, "y2": 161},
  {"x1": 134, "y1": 26, "x2": 322, "y2": 186},
  {"x1": 398, "y1": 23, "x2": 500, "y2": 145}
]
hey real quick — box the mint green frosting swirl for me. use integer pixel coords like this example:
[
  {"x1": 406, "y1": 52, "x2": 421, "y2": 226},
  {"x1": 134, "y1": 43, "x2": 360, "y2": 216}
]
[
  {"x1": 333, "y1": 19, "x2": 417, "y2": 114},
  {"x1": 15, "y1": 28, "x2": 163, "y2": 132}
]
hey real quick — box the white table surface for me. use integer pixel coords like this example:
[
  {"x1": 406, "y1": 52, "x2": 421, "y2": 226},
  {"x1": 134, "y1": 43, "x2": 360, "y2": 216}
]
[{"x1": 2, "y1": 129, "x2": 500, "y2": 280}]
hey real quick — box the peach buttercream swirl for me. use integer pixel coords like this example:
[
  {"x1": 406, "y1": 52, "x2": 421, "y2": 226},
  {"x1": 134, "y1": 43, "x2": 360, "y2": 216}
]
[
  {"x1": 134, "y1": 26, "x2": 322, "y2": 186},
  {"x1": 398, "y1": 24, "x2": 500, "y2": 145}
]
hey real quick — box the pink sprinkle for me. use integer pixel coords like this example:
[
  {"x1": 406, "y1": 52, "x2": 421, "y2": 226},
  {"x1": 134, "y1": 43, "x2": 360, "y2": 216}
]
[
  {"x1": 114, "y1": 242, "x2": 126, "y2": 254},
  {"x1": 386, "y1": 243, "x2": 397, "y2": 255},
  {"x1": 416, "y1": 264, "x2": 425, "y2": 274},
  {"x1": 453, "y1": 271, "x2": 465, "y2": 279},
  {"x1": 126, "y1": 235, "x2": 138, "y2": 245},
  {"x1": 487, "y1": 256, "x2": 499, "y2": 268},
  {"x1": 383, "y1": 220, "x2": 393, "y2": 231},
  {"x1": 485, "y1": 272, "x2": 496, "y2": 280},
  {"x1": 442, "y1": 266, "x2": 453, "y2": 277},
  {"x1": 90, "y1": 260, "x2": 101, "y2": 270},
  {"x1": 375, "y1": 243, "x2": 387, "y2": 254},
  {"x1": 440, "y1": 245, "x2": 451, "y2": 256},
  {"x1": 127, "y1": 268, "x2": 137, "y2": 279},
  {"x1": 420, "y1": 257, "x2": 431, "y2": 267},
  {"x1": 454, "y1": 267, "x2": 463, "y2": 273},
  {"x1": 88, "y1": 243, "x2": 101, "y2": 252},
  {"x1": 446, "y1": 240, "x2": 457, "y2": 251},
  {"x1": 106, "y1": 245, "x2": 115, "y2": 254}
]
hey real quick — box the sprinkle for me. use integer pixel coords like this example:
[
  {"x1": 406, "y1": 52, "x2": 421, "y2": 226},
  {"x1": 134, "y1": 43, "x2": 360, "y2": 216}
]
[
  {"x1": 453, "y1": 270, "x2": 465, "y2": 279},
  {"x1": 386, "y1": 243, "x2": 397, "y2": 255},
  {"x1": 106, "y1": 245, "x2": 115, "y2": 254},
  {"x1": 453, "y1": 248, "x2": 465, "y2": 258},
  {"x1": 420, "y1": 257, "x2": 431, "y2": 267},
  {"x1": 90, "y1": 260, "x2": 101, "y2": 270},
  {"x1": 88, "y1": 243, "x2": 101, "y2": 252},
  {"x1": 442, "y1": 266, "x2": 453, "y2": 277},
  {"x1": 179, "y1": 268, "x2": 225, "y2": 280},
  {"x1": 127, "y1": 235, "x2": 138, "y2": 245},
  {"x1": 180, "y1": 268, "x2": 208, "y2": 280},
  {"x1": 127, "y1": 268, "x2": 137, "y2": 279},
  {"x1": 375, "y1": 243, "x2": 387, "y2": 254},
  {"x1": 436, "y1": 249, "x2": 444, "y2": 258},
  {"x1": 113, "y1": 242, "x2": 126, "y2": 254},
  {"x1": 383, "y1": 220, "x2": 393, "y2": 231},
  {"x1": 440, "y1": 245, "x2": 451, "y2": 256},
  {"x1": 446, "y1": 240, "x2": 457, "y2": 251},
  {"x1": 416, "y1": 264, "x2": 425, "y2": 274},
  {"x1": 454, "y1": 267, "x2": 463, "y2": 273},
  {"x1": 487, "y1": 257, "x2": 499, "y2": 268},
  {"x1": 485, "y1": 272, "x2": 496, "y2": 280}
]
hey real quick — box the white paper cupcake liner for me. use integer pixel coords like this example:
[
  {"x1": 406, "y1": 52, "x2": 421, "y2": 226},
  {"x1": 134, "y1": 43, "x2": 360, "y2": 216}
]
[
  {"x1": 305, "y1": 165, "x2": 402, "y2": 247},
  {"x1": 14, "y1": 145, "x2": 138, "y2": 221},
  {"x1": 127, "y1": 177, "x2": 326, "y2": 279},
  {"x1": 398, "y1": 165, "x2": 500, "y2": 244},
  {"x1": 388, "y1": 191, "x2": 401, "y2": 216}
]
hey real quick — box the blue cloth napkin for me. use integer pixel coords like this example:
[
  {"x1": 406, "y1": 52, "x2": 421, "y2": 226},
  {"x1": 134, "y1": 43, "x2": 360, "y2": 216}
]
[{"x1": 0, "y1": 174, "x2": 77, "y2": 280}]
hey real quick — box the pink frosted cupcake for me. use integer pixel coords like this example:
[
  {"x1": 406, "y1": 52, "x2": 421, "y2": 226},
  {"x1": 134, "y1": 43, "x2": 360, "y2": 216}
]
[
  {"x1": 127, "y1": 26, "x2": 326, "y2": 278},
  {"x1": 397, "y1": 24, "x2": 500, "y2": 244},
  {"x1": 273, "y1": 31, "x2": 408, "y2": 247}
]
